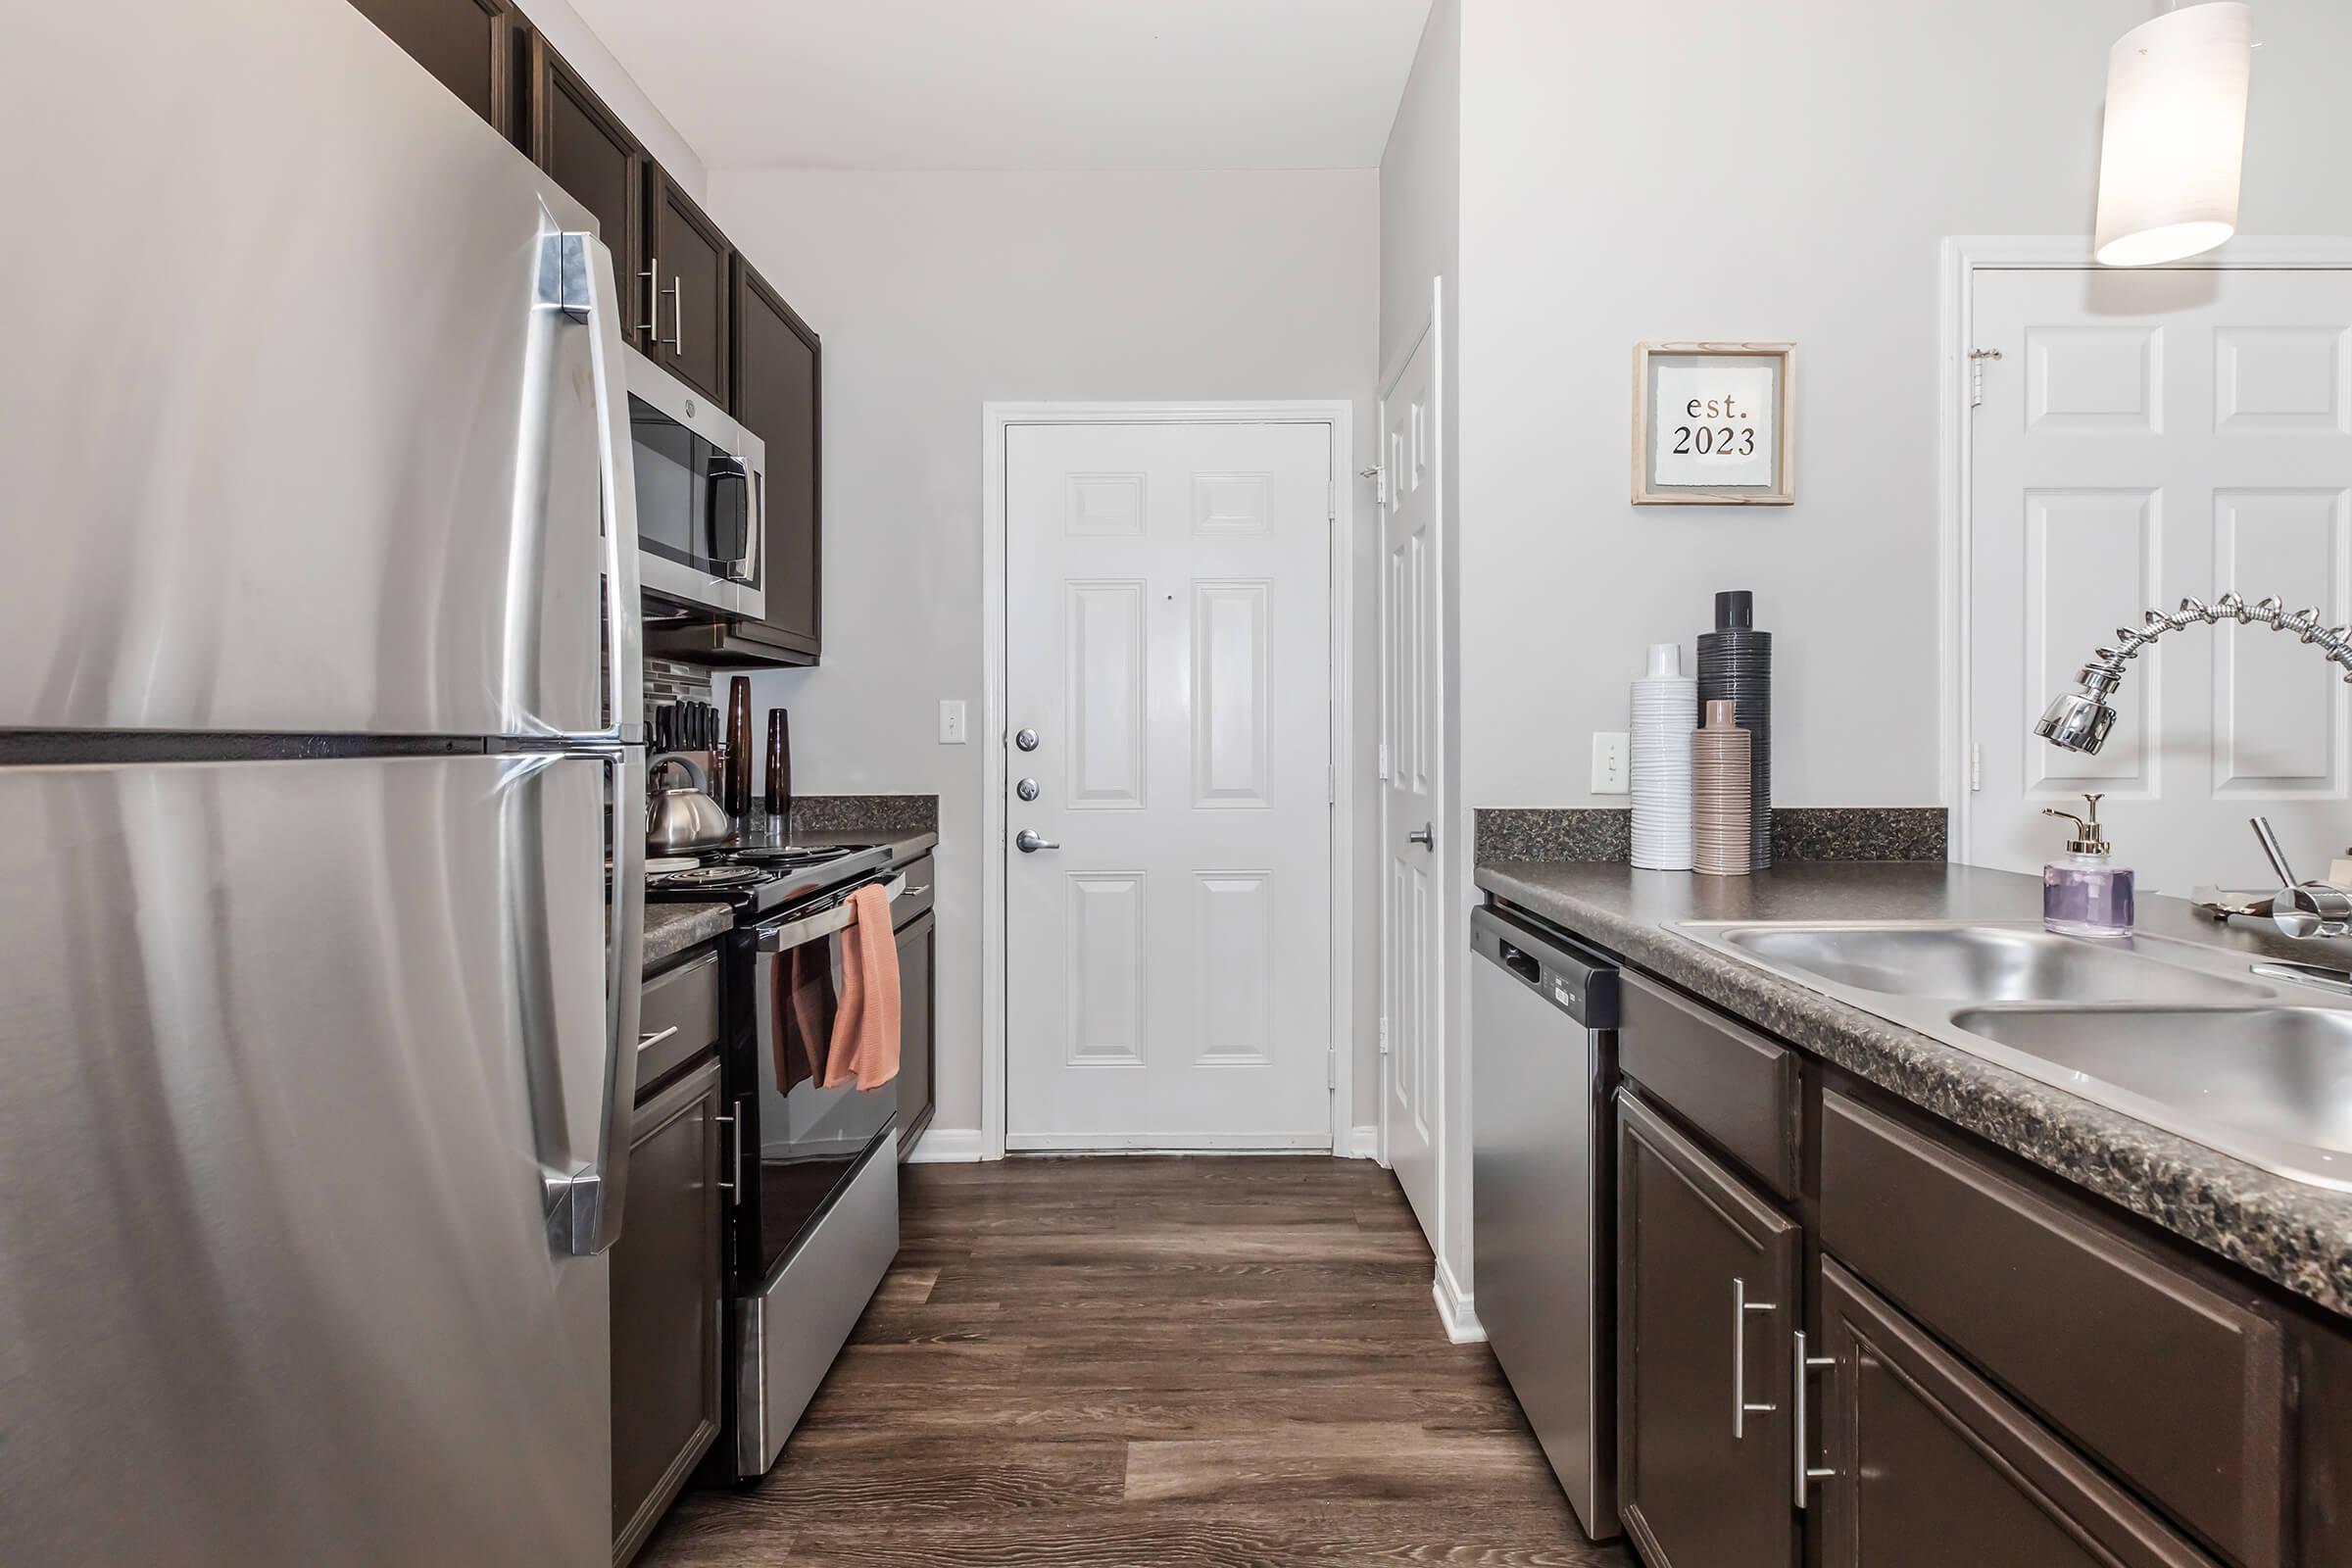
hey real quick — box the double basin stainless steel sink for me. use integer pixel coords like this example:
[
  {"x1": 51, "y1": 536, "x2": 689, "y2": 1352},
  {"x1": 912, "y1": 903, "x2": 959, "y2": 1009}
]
[{"x1": 1674, "y1": 921, "x2": 2352, "y2": 1191}]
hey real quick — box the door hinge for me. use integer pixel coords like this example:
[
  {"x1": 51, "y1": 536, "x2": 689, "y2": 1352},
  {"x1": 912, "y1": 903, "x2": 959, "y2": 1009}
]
[
  {"x1": 1378, "y1": 1016, "x2": 1391, "y2": 1055},
  {"x1": 1377, "y1": 741, "x2": 1391, "y2": 781},
  {"x1": 1327, "y1": 764, "x2": 1337, "y2": 805},
  {"x1": 1361, "y1": 465, "x2": 1388, "y2": 507},
  {"x1": 1326, "y1": 1050, "x2": 1338, "y2": 1090},
  {"x1": 1970, "y1": 742, "x2": 1983, "y2": 793},
  {"x1": 1327, "y1": 479, "x2": 1337, "y2": 520},
  {"x1": 1968, "y1": 348, "x2": 2002, "y2": 409}
]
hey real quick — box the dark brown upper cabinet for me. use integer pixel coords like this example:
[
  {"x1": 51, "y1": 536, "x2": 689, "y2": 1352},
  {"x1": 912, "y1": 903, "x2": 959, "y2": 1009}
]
[
  {"x1": 646, "y1": 258, "x2": 824, "y2": 667},
  {"x1": 526, "y1": 37, "x2": 642, "y2": 340},
  {"x1": 346, "y1": 0, "x2": 516, "y2": 138},
  {"x1": 644, "y1": 170, "x2": 730, "y2": 408},
  {"x1": 731, "y1": 261, "x2": 821, "y2": 658}
]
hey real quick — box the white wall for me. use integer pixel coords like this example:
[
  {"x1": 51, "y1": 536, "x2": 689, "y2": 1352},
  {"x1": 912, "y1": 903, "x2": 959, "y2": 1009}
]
[
  {"x1": 1456, "y1": 0, "x2": 2352, "y2": 815},
  {"x1": 1377, "y1": 0, "x2": 1476, "y2": 1313},
  {"x1": 511, "y1": 0, "x2": 705, "y2": 200},
  {"x1": 706, "y1": 169, "x2": 1380, "y2": 1139}
]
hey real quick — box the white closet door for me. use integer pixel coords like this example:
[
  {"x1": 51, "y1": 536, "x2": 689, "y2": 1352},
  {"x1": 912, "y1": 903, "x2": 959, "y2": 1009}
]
[{"x1": 1969, "y1": 267, "x2": 2352, "y2": 893}]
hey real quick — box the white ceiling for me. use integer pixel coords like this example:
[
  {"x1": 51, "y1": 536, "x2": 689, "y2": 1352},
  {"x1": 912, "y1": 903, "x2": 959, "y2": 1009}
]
[{"x1": 564, "y1": 0, "x2": 1436, "y2": 172}]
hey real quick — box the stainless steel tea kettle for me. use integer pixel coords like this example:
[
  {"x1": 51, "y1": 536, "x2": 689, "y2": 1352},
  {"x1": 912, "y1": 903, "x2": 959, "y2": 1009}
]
[{"x1": 645, "y1": 754, "x2": 732, "y2": 854}]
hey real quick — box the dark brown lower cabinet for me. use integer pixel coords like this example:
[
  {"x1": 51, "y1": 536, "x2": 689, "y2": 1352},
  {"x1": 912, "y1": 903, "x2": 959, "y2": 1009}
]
[
  {"x1": 895, "y1": 905, "x2": 937, "y2": 1156},
  {"x1": 1617, "y1": 1089, "x2": 1800, "y2": 1568},
  {"x1": 1816, "y1": 1257, "x2": 2214, "y2": 1568},
  {"x1": 611, "y1": 1055, "x2": 723, "y2": 1566}
]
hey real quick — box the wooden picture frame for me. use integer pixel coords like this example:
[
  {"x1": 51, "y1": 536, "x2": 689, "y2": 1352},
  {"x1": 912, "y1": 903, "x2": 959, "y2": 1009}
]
[{"x1": 1632, "y1": 341, "x2": 1795, "y2": 506}]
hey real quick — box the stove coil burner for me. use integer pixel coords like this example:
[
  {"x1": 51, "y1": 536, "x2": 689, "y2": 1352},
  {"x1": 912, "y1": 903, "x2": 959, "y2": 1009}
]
[
  {"x1": 647, "y1": 864, "x2": 767, "y2": 891},
  {"x1": 722, "y1": 844, "x2": 863, "y2": 866}
]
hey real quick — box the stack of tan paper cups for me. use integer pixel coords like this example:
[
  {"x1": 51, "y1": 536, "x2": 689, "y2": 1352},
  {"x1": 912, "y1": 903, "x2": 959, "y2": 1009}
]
[{"x1": 1692, "y1": 699, "x2": 1752, "y2": 877}]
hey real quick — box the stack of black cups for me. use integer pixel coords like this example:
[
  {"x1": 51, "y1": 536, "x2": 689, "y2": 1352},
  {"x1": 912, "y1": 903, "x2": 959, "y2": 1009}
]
[{"x1": 1696, "y1": 590, "x2": 1772, "y2": 870}]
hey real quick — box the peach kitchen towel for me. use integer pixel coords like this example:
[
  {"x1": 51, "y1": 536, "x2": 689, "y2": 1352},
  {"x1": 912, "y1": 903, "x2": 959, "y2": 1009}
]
[
  {"x1": 823, "y1": 882, "x2": 901, "y2": 1089},
  {"x1": 771, "y1": 937, "x2": 834, "y2": 1095}
]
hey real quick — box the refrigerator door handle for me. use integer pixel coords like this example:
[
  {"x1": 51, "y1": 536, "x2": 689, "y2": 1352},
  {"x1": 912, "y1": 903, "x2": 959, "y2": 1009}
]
[
  {"x1": 569, "y1": 228, "x2": 645, "y2": 746},
  {"x1": 541, "y1": 744, "x2": 645, "y2": 1255}
]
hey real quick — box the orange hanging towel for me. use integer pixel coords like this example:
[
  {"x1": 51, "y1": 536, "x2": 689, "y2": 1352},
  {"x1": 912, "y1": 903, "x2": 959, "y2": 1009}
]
[{"x1": 823, "y1": 883, "x2": 902, "y2": 1089}]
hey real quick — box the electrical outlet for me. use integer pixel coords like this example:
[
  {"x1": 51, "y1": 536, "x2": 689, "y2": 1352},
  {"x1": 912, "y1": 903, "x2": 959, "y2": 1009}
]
[
  {"x1": 1592, "y1": 731, "x2": 1630, "y2": 795},
  {"x1": 939, "y1": 700, "x2": 967, "y2": 745}
]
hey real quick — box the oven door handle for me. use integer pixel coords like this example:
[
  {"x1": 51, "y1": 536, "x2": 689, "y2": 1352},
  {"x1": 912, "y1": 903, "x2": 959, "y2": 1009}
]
[{"x1": 754, "y1": 873, "x2": 907, "y2": 953}]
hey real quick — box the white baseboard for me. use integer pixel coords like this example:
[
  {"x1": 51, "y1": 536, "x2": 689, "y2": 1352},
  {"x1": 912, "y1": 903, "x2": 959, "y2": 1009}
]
[
  {"x1": 906, "y1": 1127, "x2": 988, "y2": 1163},
  {"x1": 1348, "y1": 1124, "x2": 1382, "y2": 1161},
  {"x1": 1432, "y1": 1256, "x2": 1486, "y2": 1345}
]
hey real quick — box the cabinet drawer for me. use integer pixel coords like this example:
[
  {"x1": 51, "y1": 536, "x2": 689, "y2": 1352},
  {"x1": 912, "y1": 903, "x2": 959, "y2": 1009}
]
[
  {"x1": 1618, "y1": 971, "x2": 1799, "y2": 1200},
  {"x1": 1820, "y1": 1090, "x2": 2284, "y2": 1567},
  {"x1": 639, "y1": 949, "x2": 720, "y2": 1092}
]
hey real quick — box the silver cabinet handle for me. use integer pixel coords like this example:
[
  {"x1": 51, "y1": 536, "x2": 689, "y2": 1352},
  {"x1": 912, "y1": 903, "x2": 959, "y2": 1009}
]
[
  {"x1": 1793, "y1": 1329, "x2": 1837, "y2": 1507},
  {"x1": 1014, "y1": 829, "x2": 1058, "y2": 854},
  {"x1": 714, "y1": 1097, "x2": 746, "y2": 1205},
  {"x1": 1408, "y1": 822, "x2": 1434, "y2": 849},
  {"x1": 665, "y1": 272, "x2": 683, "y2": 355},
  {"x1": 639, "y1": 255, "x2": 659, "y2": 340},
  {"x1": 1733, "y1": 1277, "x2": 1777, "y2": 1439},
  {"x1": 903, "y1": 884, "x2": 930, "y2": 896},
  {"x1": 637, "y1": 1024, "x2": 680, "y2": 1052}
]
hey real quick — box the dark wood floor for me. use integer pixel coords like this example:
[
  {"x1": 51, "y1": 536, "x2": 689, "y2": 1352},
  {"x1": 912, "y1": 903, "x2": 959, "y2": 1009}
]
[{"x1": 639, "y1": 1155, "x2": 1636, "y2": 1567}]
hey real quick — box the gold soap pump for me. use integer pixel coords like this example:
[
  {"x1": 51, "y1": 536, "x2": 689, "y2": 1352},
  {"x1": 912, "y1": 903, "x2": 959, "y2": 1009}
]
[{"x1": 2039, "y1": 792, "x2": 2134, "y2": 937}]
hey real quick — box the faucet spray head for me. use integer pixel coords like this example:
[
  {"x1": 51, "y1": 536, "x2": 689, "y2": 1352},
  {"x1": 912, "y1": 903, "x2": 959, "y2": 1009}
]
[{"x1": 2035, "y1": 668, "x2": 2120, "y2": 755}]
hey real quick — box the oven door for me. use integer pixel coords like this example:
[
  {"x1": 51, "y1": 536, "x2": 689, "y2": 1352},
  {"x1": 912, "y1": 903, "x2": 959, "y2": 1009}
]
[{"x1": 743, "y1": 874, "x2": 904, "y2": 1282}]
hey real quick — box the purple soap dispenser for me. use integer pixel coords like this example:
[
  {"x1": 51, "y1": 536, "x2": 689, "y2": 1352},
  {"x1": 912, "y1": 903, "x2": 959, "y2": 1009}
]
[{"x1": 2041, "y1": 793, "x2": 2134, "y2": 938}]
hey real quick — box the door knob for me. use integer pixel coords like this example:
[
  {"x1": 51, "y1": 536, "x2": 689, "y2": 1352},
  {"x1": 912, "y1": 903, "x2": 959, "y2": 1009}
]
[
  {"x1": 1408, "y1": 823, "x2": 1434, "y2": 850},
  {"x1": 1014, "y1": 828, "x2": 1059, "y2": 854},
  {"x1": 1015, "y1": 728, "x2": 1041, "y2": 752}
]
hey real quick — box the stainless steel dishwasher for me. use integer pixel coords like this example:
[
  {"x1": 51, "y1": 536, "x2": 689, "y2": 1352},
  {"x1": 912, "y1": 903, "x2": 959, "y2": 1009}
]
[{"x1": 1471, "y1": 903, "x2": 1621, "y2": 1541}]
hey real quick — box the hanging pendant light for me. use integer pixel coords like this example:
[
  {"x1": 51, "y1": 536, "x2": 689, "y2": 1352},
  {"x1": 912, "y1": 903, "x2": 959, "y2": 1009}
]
[{"x1": 2094, "y1": 1, "x2": 2255, "y2": 267}]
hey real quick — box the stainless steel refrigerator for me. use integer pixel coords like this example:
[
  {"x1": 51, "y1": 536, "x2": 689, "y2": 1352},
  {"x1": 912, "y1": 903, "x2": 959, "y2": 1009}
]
[{"x1": 0, "y1": 3, "x2": 646, "y2": 1562}]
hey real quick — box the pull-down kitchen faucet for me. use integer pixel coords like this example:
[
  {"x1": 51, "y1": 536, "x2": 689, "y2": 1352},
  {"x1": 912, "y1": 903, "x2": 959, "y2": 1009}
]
[
  {"x1": 2035, "y1": 592, "x2": 2352, "y2": 755},
  {"x1": 2035, "y1": 592, "x2": 2352, "y2": 946}
]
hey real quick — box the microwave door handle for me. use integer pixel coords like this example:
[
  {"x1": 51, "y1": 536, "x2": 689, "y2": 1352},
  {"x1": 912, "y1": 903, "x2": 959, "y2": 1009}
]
[{"x1": 709, "y1": 455, "x2": 753, "y2": 576}]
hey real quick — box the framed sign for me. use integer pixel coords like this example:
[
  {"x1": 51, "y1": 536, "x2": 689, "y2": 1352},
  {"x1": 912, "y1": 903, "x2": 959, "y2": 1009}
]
[{"x1": 1632, "y1": 341, "x2": 1795, "y2": 506}]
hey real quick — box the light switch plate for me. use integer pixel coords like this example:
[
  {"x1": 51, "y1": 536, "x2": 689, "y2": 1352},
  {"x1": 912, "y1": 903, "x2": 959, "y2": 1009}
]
[
  {"x1": 939, "y1": 700, "x2": 967, "y2": 745},
  {"x1": 1592, "y1": 731, "x2": 1630, "y2": 794}
]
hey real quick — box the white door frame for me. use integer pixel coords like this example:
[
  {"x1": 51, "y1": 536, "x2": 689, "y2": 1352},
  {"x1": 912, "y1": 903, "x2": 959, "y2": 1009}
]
[
  {"x1": 980, "y1": 400, "x2": 1357, "y2": 1160},
  {"x1": 1937, "y1": 237, "x2": 2352, "y2": 865}
]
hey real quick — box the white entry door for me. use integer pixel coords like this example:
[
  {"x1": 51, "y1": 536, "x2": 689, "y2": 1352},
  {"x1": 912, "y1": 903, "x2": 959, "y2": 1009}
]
[
  {"x1": 1004, "y1": 420, "x2": 1335, "y2": 1150},
  {"x1": 1968, "y1": 266, "x2": 2352, "y2": 893},
  {"x1": 1381, "y1": 323, "x2": 1441, "y2": 1237}
]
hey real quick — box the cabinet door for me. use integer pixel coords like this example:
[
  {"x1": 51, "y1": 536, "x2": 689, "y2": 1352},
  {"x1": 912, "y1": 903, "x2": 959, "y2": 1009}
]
[
  {"x1": 1817, "y1": 1257, "x2": 2216, "y2": 1568},
  {"x1": 1617, "y1": 1089, "x2": 1799, "y2": 1568},
  {"x1": 895, "y1": 909, "x2": 936, "y2": 1154},
  {"x1": 528, "y1": 37, "x2": 641, "y2": 342},
  {"x1": 645, "y1": 168, "x2": 730, "y2": 407},
  {"x1": 731, "y1": 261, "x2": 823, "y2": 657},
  {"x1": 346, "y1": 0, "x2": 514, "y2": 136},
  {"x1": 611, "y1": 1057, "x2": 723, "y2": 1564}
]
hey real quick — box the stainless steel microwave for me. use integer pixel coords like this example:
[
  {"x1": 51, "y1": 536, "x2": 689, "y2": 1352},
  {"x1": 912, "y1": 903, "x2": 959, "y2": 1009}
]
[{"x1": 625, "y1": 343, "x2": 765, "y2": 620}]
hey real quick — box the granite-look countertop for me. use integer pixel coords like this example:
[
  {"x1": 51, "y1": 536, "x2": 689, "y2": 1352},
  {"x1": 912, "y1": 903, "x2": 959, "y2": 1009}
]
[
  {"x1": 1475, "y1": 858, "x2": 2352, "y2": 1317},
  {"x1": 640, "y1": 829, "x2": 940, "y2": 971},
  {"x1": 644, "y1": 902, "x2": 732, "y2": 967}
]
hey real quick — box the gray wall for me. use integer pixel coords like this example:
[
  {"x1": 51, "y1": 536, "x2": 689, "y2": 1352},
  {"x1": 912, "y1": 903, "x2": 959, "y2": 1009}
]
[
  {"x1": 1455, "y1": 0, "x2": 2352, "y2": 814},
  {"x1": 706, "y1": 169, "x2": 1381, "y2": 1143}
]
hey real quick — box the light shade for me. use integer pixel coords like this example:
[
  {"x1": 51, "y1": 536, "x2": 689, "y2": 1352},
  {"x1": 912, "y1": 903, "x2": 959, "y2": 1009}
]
[{"x1": 2093, "y1": 2, "x2": 2254, "y2": 268}]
